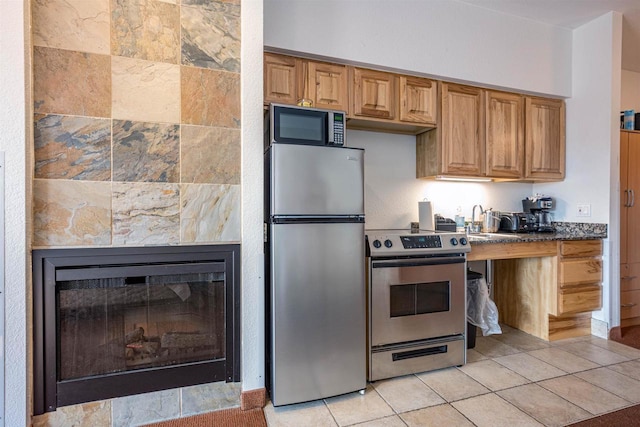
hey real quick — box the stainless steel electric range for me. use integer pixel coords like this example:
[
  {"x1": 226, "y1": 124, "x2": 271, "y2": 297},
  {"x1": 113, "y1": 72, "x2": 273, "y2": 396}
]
[{"x1": 365, "y1": 229, "x2": 471, "y2": 381}]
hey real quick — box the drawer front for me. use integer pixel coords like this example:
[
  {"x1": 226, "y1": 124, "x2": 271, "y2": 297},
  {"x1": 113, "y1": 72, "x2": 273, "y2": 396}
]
[
  {"x1": 559, "y1": 240, "x2": 602, "y2": 258},
  {"x1": 557, "y1": 285, "x2": 601, "y2": 315},
  {"x1": 559, "y1": 259, "x2": 602, "y2": 286},
  {"x1": 621, "y1": 263, "x2": 640, "y2": 292},
  {"x1": 621, "y1": 290, "x2": 640, "y2": 319}
]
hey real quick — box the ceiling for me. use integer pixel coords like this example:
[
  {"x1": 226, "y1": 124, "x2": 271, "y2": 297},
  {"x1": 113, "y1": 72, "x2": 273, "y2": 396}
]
[{"x1": 457, "y1": 0, "x2": 640, "y2": 72}]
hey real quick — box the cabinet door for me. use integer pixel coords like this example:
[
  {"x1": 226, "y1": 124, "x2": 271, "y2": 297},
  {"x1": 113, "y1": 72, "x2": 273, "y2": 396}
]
[
  {"x1": 441, "y1": 83, "x2": 485, "y2": 176},
  {"x1": 525, "y1": 97, "x2": 565, "y2": 180},
  {"x1": 352, "y1": 68, "x2": 396, "y2": 119},
  {"x1": 264, "y1": 53, "x2": 299, "y2": 105},
  {"x1": 621, "y1": 263, "x2": 640, "y2": 292},
  {"x1": 621, "y1": 132, "x2": 629, "y2": 265},
  {"x1": 399, "y1": 76, "x2": 437, "y2": 125},
  {"x1": 305, "y1": 61, "x2": 349, "y2": 113},
  {"x1": 486, "y1": 91, "x2": 524, "y2": 178},
  {"x1": 621, "y1": 289, "x2": 640, "y2": 319},
  {"x1": 627, "y1": 132, "x2": 640, "y2": 264}
]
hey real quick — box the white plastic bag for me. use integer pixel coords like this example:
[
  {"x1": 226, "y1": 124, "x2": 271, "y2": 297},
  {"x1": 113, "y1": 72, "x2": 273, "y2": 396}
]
[{"x1": 467, "y1": 276, "x2": 502, "y2": 336}]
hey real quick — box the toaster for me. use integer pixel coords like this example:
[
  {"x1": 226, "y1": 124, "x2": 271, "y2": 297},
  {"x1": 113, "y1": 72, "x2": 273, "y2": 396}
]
[{"x1": 499, "y1": 212, "x2": 536, "y2": 233}]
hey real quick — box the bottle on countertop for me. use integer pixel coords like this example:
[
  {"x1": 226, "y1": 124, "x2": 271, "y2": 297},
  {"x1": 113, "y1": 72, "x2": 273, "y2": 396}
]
[{"x1": 455, "y1": 206, "x2": 465, "y2": 232}]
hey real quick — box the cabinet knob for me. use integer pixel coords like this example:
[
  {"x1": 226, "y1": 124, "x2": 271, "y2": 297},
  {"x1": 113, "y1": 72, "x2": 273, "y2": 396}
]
[
  {"x1": 621, "y1": 303, "x2": 637, "y2": 308},
  {"x1": 621, "y1": 276, "x2": 637, "y2": 280}
]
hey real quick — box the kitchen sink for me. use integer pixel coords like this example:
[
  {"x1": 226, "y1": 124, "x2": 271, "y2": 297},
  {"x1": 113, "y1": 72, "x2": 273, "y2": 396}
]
[{"x1": 467, "y1": 233, "x2": 522, "y2": 240}]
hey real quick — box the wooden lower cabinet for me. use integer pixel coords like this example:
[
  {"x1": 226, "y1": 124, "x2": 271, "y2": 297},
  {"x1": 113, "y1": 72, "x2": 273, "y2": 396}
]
[
  {"x1": 493, "y1": 257, "x2": 554, "y2": 340},
  {"x1": 548, "y1": 313, "x2": 592, "y2": 341},
  {"x1": 620, "y1": 131, "x2": 640, "y2": 327},
  {"x1": 556, "y1": 285, "x2": 602, "y2": 315},
  {"x1": 620, "y1": 262, "x2": 640, "y2": 326},
  {"x1": 487, "y1": 240, "x2": 602, "y2": 341}
]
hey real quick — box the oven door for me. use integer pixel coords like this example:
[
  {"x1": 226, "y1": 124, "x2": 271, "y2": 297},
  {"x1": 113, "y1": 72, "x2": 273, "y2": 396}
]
[{"x1": 370, "y1": 257, "x2": 466, "y2": 347}]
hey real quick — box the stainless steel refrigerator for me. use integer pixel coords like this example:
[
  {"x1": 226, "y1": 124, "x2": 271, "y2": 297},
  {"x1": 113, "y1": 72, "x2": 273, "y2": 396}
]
[{"x1": 265, "y1": 143, "x2": 366, "y2": 406}]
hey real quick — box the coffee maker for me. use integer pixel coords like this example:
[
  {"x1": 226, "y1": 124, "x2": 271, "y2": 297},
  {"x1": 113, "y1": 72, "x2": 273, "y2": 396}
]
[{"x1": 522, "y1": 196, "x2": 555, "y2": 232}]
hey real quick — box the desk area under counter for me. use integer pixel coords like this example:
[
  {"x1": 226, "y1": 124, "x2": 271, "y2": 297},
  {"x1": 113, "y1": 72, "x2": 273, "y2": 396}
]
[{"x1": 467, "y1": 223, "x2": 607, "y2": 342}]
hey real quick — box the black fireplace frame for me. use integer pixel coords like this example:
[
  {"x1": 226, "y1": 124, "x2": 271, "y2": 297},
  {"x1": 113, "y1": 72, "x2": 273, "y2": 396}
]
[{"x1": 32, "y1": 244, "x2": 240, "y2": 415}]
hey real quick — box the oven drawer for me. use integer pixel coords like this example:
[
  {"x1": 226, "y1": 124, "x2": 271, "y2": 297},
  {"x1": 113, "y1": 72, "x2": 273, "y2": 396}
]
[{"x1": 369, "y1": 336, "x2": 465, "y2": 381}]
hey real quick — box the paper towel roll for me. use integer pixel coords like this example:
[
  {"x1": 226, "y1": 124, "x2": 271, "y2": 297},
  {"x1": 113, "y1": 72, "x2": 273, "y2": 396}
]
[{"x1": 419, "y1": 201, "x2": 434, "y2": 230}]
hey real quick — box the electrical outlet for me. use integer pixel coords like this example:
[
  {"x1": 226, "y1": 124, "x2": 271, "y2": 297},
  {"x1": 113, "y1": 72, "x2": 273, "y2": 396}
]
[{"x1": 577, "y1": 204, "x2": 591, "y2": 217}]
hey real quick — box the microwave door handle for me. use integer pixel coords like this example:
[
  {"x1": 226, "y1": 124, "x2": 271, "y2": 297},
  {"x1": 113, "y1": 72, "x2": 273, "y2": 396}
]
[{"x1": 327, "y1": 113, "x2": 335, "y2": 144}]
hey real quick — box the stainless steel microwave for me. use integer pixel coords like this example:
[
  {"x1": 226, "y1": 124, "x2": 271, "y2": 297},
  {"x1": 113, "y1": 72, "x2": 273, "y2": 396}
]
[{"x1": 266, "y1": 103, "x2": 346, "y2": 148}]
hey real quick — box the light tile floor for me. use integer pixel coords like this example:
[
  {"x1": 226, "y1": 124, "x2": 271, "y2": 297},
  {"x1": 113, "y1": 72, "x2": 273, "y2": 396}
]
[{"x1": 264, "y1": 325, "x2": 640, "y2": 427}]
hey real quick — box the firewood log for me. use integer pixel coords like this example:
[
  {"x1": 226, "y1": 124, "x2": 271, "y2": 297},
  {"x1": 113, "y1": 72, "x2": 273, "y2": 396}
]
[
  {"x1": 160, "y1": 332, "x2": 216, "y2": 349},
  {"x1": 125, "y1": 327, "x2": 145, "y2": 344}
]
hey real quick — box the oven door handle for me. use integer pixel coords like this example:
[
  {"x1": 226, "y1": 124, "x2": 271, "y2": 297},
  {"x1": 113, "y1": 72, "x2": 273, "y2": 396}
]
[{"x1": 372, "y1": 258, "x2": 466, "y2": 268}]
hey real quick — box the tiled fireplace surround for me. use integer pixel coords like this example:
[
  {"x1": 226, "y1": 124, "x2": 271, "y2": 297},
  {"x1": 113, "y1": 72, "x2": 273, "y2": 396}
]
[{"x1": 30, "y1": 0, "x2": 245, "y2": 425}]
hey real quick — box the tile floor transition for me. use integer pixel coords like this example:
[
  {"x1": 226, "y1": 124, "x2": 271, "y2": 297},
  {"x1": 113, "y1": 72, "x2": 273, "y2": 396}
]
[{"x1": 264, "y1": 325, "x2": 640, "y2": 427}]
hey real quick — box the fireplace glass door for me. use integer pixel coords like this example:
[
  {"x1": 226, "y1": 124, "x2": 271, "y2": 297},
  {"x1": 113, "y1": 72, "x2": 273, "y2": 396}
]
[{"x1": 58, "y1": 271, "x2": 225, "y2": 381}]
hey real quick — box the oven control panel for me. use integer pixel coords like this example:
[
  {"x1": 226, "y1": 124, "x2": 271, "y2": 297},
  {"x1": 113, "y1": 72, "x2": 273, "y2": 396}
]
[
  {"x1": 366, "y1": 229, "x2": 470, "y2": 257},
  {"x1": 400, "y1": 235, "x2": 442, "y2": 249}
]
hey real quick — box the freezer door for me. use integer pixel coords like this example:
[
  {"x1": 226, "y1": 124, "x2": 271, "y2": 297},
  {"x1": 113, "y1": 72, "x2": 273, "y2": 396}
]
[
  {"x1": 270, "y1": 222, "x2": 366, "y2": 406},
  {"x1": 270, "y1": 144, "x2": 364, "y2": 216}
]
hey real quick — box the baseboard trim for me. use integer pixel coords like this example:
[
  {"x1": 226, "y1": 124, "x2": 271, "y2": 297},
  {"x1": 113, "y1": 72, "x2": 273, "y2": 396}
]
[
  {"x1": 241, "y1": 387, "x2": 266, "y2": 410},
  {"x1": 591, "y1": 317, "x2": 608, "y2": 339}
]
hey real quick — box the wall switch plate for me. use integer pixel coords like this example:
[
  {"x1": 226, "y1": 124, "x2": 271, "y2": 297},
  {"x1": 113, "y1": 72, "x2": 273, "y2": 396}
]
[{"x1": 577, "y1": 204, "x2": 591, "y2": 217}]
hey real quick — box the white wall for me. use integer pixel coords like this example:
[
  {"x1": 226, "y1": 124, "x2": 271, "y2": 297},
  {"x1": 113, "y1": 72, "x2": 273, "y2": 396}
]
[
  {"x1": 621, "y1": 69, "x2": 640, "y2": 112},
  {"x1": 241, "y1": 0, "x2": 265, "y2": 392},
  {"x1": 0, "y1": 0, "x2": 29, "y2": 425},
  {"x1": 264, "y1": 2, "x2": 623, "y2": 333},
  {"x1": 348, "y1": 130, "x2": 532, "y2": 229},
  {"x1": 264, "y1": 0, "x2": 575, "y2": 229},
  {"x1": 534, "y1": 14, "x2": 617, "y2": 224},
  {"x1": 534, "y1": 12, "x2": 622, "y2": 328},
  {"x1": 264, "y1": 0, "x2": 572, "y2": 97}
]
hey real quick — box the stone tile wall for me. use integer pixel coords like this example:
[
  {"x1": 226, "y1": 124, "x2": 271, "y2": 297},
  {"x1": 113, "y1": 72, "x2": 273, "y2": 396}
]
[
  {"x1": 32, "y1": 0, "x2": 241, "y2": 248},
  {"x1": 30, "y1": 0, "x2": 242, "y2": 424}
]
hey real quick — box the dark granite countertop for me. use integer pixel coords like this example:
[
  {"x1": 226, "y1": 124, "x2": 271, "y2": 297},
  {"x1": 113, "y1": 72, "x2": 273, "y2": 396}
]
[{"x1": 467, "y1": 222, "x2": 607, "y2": 245}]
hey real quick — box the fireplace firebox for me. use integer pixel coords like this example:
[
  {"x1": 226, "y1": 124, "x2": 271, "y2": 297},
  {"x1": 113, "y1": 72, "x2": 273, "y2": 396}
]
[{"x1": 33, "y1": 245, "x2": 240, "y2": 415}]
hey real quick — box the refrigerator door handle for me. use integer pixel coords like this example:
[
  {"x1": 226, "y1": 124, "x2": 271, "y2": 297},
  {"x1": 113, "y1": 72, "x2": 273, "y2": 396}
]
[{"x1": 271, "y1": 215, "x2": 365, "y2": 224}]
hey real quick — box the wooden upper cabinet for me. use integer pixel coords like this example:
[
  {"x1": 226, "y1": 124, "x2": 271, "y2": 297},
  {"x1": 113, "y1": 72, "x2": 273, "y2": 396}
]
[
  {"x1": 399, "y1": 76, "x2": 437, "y2": 125},
  {"x1": 485, "y1": 91, "x2": 524, "y2": 179},
  {"x1": 303, "y1": 61, "x2": 348, "y2": 112},
  {"x1": 440, "y1": 83, "x2": 485, "y2": 176},
  {"x1": 264, "y1": 54, "x2": 438, "y2": 134},
  {"x1": 352, "y1": 68, "x2": 397, "y2": 120},
  {"x1": 264, "y1": 53, "x2": 299, "y2": 105},
  {"x1": 263, "y1": 53, "x2": 348, "y2": 112},
  {"x1": 525, "y1": 97, "x2": 566, "y2": 181}
]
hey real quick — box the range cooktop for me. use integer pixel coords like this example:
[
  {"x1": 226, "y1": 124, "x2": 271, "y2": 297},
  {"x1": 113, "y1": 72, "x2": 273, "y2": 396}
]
[{"x1": 366, "y1": 229, "x2": 471, "y2": 257}]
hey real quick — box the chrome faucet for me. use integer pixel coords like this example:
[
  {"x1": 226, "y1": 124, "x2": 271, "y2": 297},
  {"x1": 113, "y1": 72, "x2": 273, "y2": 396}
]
[{"x1": 471, "y1": 204, "x2": 484, "y2": 233}]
